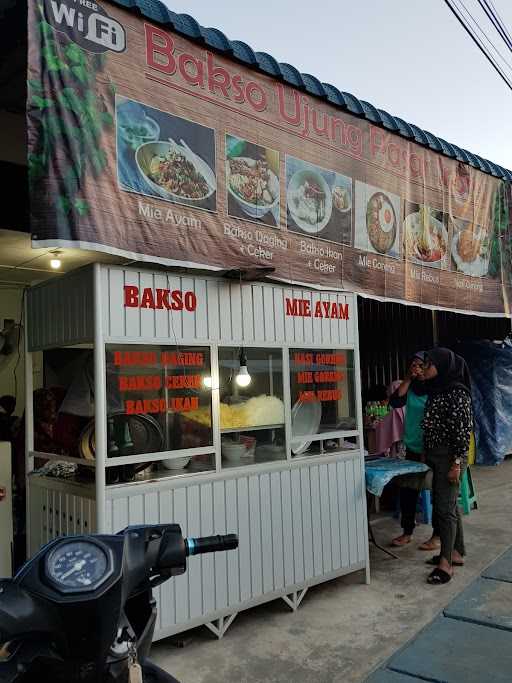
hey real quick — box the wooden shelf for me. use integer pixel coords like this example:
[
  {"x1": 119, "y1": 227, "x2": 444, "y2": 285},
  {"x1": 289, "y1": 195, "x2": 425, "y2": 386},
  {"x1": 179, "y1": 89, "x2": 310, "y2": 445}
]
[{"x1": 220, "y1": 423, "x2": 284, "y2": 434}]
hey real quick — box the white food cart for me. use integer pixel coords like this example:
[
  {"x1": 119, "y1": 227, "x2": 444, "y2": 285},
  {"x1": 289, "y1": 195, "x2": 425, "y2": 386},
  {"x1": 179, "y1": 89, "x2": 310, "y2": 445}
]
[{"x1": 26, "y1": 263, "x2": 368, "y2": 640}]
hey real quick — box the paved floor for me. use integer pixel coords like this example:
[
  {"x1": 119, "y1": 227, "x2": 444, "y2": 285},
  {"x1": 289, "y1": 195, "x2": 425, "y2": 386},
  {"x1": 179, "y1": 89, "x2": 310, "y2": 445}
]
[
  {"x1": 367, "y1": 547, "x2": 512, "y2": 682},
  {"x1": 152, "y1": 459, "x2": 512, "y2": 683}
]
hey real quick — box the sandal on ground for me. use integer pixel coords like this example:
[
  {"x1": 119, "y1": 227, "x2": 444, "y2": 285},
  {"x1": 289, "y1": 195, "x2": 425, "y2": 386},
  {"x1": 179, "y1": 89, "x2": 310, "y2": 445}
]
[
  {"x1": 419, "y1": 539, "x2": 441, "y2": 551},
  {"x1": 427, "y1": 568, "x2": 452, "y2": 585},
  {"x1": 391, "y1": 535, "x2": 412, "y2": 547},
  {"x1": 426, "y1": 555, "x2": 464, "y2": 567}
]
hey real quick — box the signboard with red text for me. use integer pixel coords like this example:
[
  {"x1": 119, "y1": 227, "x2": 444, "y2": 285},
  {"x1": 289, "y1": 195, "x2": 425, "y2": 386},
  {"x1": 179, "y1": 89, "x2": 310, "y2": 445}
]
[{"x1": 28, "y1": 1, "x2": 512, "y2": 315}]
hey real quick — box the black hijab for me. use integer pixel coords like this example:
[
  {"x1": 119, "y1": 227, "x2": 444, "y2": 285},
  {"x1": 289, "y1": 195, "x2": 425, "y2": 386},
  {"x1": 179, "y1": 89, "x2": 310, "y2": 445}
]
[{"x1": 423, "y1": 347, "x2": 472, "y2": 396}]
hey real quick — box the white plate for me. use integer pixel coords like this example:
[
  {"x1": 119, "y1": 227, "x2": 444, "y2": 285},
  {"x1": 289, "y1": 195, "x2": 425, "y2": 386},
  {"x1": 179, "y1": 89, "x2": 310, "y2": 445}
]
[
  {"x1": 291, "y1": 399, "x2": 322, "y2": 455},
  {"x1": 451, "y1": 231, "x2": 490, "y2": 277}
]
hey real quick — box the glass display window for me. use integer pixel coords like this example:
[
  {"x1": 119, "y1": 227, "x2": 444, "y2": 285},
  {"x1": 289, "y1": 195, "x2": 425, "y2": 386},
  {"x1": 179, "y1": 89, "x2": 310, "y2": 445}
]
[
  {"x1": 218, "y1": 346, "x2": 286, "y2": 467},
  {"x1": 31, "y1": 340, "x2": 360, "y2": 485},
  {"x1": 289, "y1": 348, "x2": 357, "y2": 457},
  {"x1": 101, "y1": 344, "x2": 214, "y2": 483},
  {"x1": 105, "y1": 344, "x2": 213, "y2": 454}
]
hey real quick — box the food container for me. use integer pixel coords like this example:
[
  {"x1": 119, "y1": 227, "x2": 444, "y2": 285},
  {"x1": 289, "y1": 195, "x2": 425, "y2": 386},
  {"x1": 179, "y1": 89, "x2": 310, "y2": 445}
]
[
  {"x1": 162, "y1": 457, "x2": 191, "y2": 470},
  {"x1": 332, "y1": 185, "x2": 352, "y2": 214},
  {"x1": 226, "y1": 156, "x2": 279, "y2": 219},
  {"x1": 239, "y1": 435, "x2": 257, "y2": 458},
  {"x1": 136, "y1": 141, "x2": 216, "y2": 207},
  {"x1": 287, "y1": 168, "x2": 332, "y2": 233},
  {"x1": 221, "y1": 440, "x2": 248, "y2": 463},
  {"x1": 119, "y1": 115, "x2": 160, "y2": 151}
]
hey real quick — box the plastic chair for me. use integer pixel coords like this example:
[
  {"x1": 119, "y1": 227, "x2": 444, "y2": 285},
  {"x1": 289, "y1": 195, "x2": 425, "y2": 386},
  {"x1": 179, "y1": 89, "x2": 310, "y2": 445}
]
[
  {"x1": 458, "y1": 466, "x2": 477, "y2": 515},
  {"x1": 420, "y1": 468, "x2": 477, "y2": 522},
  {"x1": 419, "y1": 489, "x2": 432, "y2": 525},
  {"x1": 393, "y1": 489, "x2": 432, "y2": 524}
]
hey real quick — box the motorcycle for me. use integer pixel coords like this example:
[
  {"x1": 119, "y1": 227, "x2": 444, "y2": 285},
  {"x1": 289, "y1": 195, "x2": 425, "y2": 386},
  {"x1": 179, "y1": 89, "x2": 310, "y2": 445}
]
[{"x1": 0, "y1": 524, "x2": 238, "y2": 682}]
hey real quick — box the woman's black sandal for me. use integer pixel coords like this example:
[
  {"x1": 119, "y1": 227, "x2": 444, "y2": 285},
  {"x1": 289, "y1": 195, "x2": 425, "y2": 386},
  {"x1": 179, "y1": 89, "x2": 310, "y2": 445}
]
[
  {"x1": 427, "y1": 568, "x2": 452, "y2": 584},
  {"x1": 426, "y1": 555, "x2": 464, "y2": 567}
]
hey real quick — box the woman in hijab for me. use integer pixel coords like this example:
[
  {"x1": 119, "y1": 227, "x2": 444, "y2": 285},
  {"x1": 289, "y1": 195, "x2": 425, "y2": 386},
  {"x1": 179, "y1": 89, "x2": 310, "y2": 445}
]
[
  {"x1": 421, "y1": 348, "x2": 473, "y2": 585},
  {"x1": 389, "y1": 352, "x2": 439, "y2": 549}
]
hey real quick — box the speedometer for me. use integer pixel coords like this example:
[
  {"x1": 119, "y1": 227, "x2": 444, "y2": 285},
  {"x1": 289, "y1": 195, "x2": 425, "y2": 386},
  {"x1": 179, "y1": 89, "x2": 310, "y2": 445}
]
[{"x1": 45, "y1": 539, "x2": 113, "y2": 593}]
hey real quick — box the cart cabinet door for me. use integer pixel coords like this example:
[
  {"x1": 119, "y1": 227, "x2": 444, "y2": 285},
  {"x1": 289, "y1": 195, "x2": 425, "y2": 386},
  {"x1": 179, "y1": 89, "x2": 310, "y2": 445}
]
[{"x1": 104, "y1": 453, "x2": 366, "y2": 638}]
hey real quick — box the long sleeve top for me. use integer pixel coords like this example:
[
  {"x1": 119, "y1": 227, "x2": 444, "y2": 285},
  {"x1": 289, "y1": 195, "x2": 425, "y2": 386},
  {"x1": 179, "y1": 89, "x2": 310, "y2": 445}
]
[{"x1": 421, "y1": 387, "x2": 473, "y2": 461}]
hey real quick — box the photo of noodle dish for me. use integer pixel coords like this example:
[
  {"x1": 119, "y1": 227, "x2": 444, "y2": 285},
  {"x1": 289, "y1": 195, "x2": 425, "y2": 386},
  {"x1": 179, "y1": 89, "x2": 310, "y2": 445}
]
[
  {"x1": 287, "y1": 170, "x2": 332, "y2": 233},
  {"x1": 451, "y1": 218, "x2": 490, "y2": 277},
  {"x1": 286, "y1": 156, "x2": 352, "y2": 244},
  {"x1": 405, "y1": 205, "x2": 449, "y2": 269},
  {"x1": 227, "y1": 158, "x2": 279, "y2": 218},
  {"x1": 149, "y1": 148, "x2": 208, "y2": 198},
  {"x1": 452, "y1": 171, "x2": 471, "y2": 206},
  {"x1": 116, "y1": 96, "x2": 217, "y2": 212},
  {"x1": 137, "y1": 141, "x2": 215, "y2": 206},
  {"x1": 226, "y1": 135, "x2": 280, "y2": 227}
]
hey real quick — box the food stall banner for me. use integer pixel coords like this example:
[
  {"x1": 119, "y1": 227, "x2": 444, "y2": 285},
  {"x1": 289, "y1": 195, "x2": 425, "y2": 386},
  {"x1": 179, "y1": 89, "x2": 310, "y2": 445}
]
[{"x1": 27, "y1": 0, "x2": 512, "y2": 316}]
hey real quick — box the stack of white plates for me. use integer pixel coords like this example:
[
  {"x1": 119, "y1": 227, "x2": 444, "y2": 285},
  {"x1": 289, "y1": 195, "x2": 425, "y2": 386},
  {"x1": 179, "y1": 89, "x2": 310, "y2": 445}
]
[{"x1": 291, "y1": 400, "x2": 322, "y2": 455}]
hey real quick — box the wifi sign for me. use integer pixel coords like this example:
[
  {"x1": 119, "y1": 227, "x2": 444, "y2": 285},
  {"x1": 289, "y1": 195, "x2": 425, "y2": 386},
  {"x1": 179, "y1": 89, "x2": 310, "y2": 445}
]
[{"x1": 44, "y1": 0, "x2": 127, "y2": 54}]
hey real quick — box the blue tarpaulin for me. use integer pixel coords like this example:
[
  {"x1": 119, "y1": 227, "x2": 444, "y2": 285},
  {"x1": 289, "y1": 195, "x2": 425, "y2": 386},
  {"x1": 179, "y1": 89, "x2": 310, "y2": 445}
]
[{"x1": 456, "y1": 340, "x2": 512, "y2": 465}]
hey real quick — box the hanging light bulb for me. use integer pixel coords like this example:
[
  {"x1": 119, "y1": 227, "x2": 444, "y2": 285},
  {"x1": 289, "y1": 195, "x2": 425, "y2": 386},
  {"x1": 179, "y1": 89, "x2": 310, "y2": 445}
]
[
  {"x1": 235, "y1": 349, "x2": 251, "y2": 387},
  {"x1": 202, "y1": 375, "x2": 213, "y2": 389},
  {"x1": 50, "y1": 250, "x2": 62, "y2": 269}
]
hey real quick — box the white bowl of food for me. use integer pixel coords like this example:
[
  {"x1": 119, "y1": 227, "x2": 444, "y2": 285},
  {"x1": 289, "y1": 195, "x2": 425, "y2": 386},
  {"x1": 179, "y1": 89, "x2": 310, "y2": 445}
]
[
  {"x1": 287, "y1": 169, "x2": 332, "y2": 233},
  {"x1": 222, "y1": 440, "x2": 247, "y2": 463},
  {"x1": 451, "y1": 223, "x2": 490, "y2": 277},
  {"x1": 119, "y1": 116, "x2": 160, "y2": 151},
  {"x1": 332, "y1": 185, "x2": 352, "y2": 214},
  {"x1": 226, "y1": 156, "x2": 279, "y2": 219},
  {"x1": 136, "y1": 141, "x2": 216, "y2": 206},
  {"x1": 405, "y1": 208, "x2": 448, "y2": 267},
  {"x1": 162, "y1": 457, "x2": 191, "y2": 470},
  {"x1": 366, "y1": 191, "x2": 397, "y2": 255}
]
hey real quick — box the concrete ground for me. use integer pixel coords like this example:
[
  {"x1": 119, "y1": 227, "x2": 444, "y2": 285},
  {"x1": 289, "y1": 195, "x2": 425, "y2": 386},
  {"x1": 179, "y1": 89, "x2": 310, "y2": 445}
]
[{"x1": 152, "y1": 459, "x2": 512, "y2": 683}]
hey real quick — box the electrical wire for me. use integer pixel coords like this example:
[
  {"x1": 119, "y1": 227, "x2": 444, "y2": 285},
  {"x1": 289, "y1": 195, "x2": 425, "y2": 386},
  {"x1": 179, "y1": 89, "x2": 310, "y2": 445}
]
[
  {"x1": 487, "y1": 0, "x2": 512, "y2": 47},
  {"x1": 443, "y1": 0, "x2": 512, "y2": 90},
  {"x1": 458, "y1": 0, "x2": 512, "y2": 71},
  {"x1": 477, "y1": 0, "x2": 512, "y2": 51},
  {"x1": 7, "y1": 248, "x2": 60, "y2": 272}
]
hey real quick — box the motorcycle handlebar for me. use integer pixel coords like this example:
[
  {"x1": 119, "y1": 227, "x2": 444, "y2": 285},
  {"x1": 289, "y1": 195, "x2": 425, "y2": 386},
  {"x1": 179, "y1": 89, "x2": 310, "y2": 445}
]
[{"x1": 185, "y1": 534, "x2": 238, "y2": 556}]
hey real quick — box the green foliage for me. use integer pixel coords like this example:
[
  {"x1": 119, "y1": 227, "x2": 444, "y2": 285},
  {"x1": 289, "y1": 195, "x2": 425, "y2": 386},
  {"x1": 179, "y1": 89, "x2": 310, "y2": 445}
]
[{"x1": 28, "y1": 17, "x2": 116, "y2": 219}]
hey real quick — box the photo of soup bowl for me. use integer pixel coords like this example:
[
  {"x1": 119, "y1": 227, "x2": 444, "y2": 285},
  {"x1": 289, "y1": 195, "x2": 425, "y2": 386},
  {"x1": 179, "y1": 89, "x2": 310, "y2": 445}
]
[
  {"x1": 287, "y1": 168, "x2": 333, "y2": 234},
  {"x1": 136, "y1": 141, "x2": 216, "y2": 207},
  {"x1": 226, "y1": 156, "x2": 280, "y2": 220}
]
